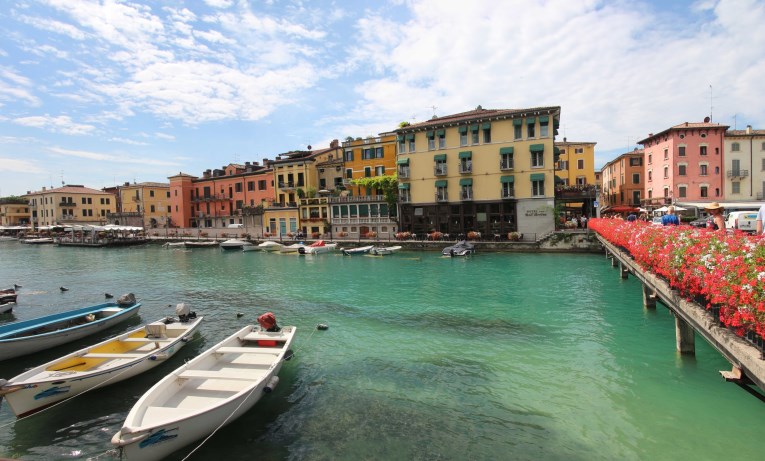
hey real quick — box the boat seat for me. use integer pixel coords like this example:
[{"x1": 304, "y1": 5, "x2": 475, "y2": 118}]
[
  {"x1": 178, "y1": 369, "x2": 256, "y2": 381},
  {"x1": 84, "y1": 352, "x2": 146, "y2": 359},
  {"x1": 241, "y1": 332, "x2": 287, "y2": 342},
  {"x1": 121, "y1": 338, "x2": 173, "y2": 343},
  {"x1": 215, "y1": 346, "x2": 280, "y2": 355}
]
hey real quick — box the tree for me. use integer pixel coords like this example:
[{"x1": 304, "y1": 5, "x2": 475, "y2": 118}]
[{"x1": 351, "y1": 175, "x2": 399, "y2": 217}]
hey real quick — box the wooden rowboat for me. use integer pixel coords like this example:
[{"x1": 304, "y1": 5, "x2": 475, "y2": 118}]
[
  {"x1": 0, "y1": 313, "x2": 203, "y2": 417},
  {"x1": 0, "y1": 295, "x2": 141, "y2": 361},
  {"x1": 112, "y1": 324, "x2": 295, "y2": 460}
]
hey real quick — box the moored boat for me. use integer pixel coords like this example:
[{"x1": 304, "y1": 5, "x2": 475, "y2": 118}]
[
  {"x1": 21, "y1": 237, "x2": 54, "y2": 244},
  {"x1": 184, "y1": 241, "x2": 219, "y2": 248},
  {"x1": 370, "y1": 245, "x2": 402, "y2": 256},
  {"x1": 0, "y1": 294, "x2": 142, "y2": 361},
  {"x1": 220, "y1": 239, "x2": 253, "y2": 251},
  {"x1": 112, "y1": 316, "x2": 295, "y2": 461},
  {"x1": 279, "y1": 242, "x2": 306, "y2": 254},
  {"x1": 298, "y1": 240, "x2": 337, "y2": 255},
  {"x1": 0, "y1": 306, "x2": 203, "y2": 417},
  {"x1": 442, "y1": 240, "x2": 475, "y2": 256},
  {"x1": 257, "y1": 241, "x2": 283, "y2": 252},
  {"x1": 0, "y1": 302, "x2": 14, "y2": 315},
  {"x1": 0, "y1": 288, "x2": 17, "y2": 305},
  {"x1": 341, "y1": 245, "x2": 374, "y2": 256},
  {"x1": 162, "y1": 242, "x2": 186, "y2": 248}
]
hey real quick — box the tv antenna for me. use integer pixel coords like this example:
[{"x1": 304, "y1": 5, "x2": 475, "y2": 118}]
[
  {"x1": 709, "y1": 84, "x2": 713, "y2": 122},
  {"x1": 428, "y1": 106, "x2": 437, "y2": 117}
]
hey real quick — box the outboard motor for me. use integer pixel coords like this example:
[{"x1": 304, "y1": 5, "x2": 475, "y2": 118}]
[
  {"x1": 176, "y1": 303, "x2": 196, "y2": 322},
  {"x1": 257, "y1": 312, "x2": 281, "y2": 332},
  {"x1": 117, "y1": 293, "x2": 137, "y2": 306}
]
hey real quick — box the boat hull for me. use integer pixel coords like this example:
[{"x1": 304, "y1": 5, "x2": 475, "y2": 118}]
[
  {"x1": 113, "y1": 325, "x2": 295, "y2": 461},
  {"x1": 0, "y1": 302, "x2": 142, "y2": 361},
  {"x1": 299, "y1": 243, "x2": 337, "y2": 254},
  {"x1": 1, "y1": 316, "x2": 203, "y2": 417}
]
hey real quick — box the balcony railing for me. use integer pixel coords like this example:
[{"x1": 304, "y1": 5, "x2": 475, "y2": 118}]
[
  {"x1": 501, "y1": 188, "x2": 515, "y2": 199},
  {"x1": 435, "y1": 191, "x2": 448, "y2": 202},
  {"x1": 59, "y1": 202, "x2": 76, "y2": 207},
  {"x1": 279, "y1": 182, "x2": 295, "y2": 189},
  {"x1": 458, "y1": 164, "x2": 472, "y2": 174},
  {"x1": 400, "y1": 193, "x2": 411, "y2": 203},
  {"x1": 331, "y1": 216, "x2": 397, "y2": 225},
  {"x1": 398, "y1": 167, "x2": 410, "y2": 179},
  {"x1": 131, "y1": 196, "x2": 141, "y2": 202},
  {"x1": 328, "y1": 195, "x2": 385, "y2": 203},
  {"x1": 500, "y1": 159, "x2": 514, "y2": 170},
  {"x1": 461, "y1": 189, "x2": 473, "y2": 200},
  {"x1": 192, "y1": 194, "x2": 230, "y2": 202},
  {"x1": 434, "y1": 165, "x2": 447, "y2": 176},
  {"x1": 726, "y1": 169, "x2": 749, "y2": 178}
]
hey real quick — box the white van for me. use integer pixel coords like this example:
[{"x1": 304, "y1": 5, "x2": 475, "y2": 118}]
[
  {"x1": 227, "y1": 223, "x2": 244, "y2": 229},
  {"x1": 725, "y1": 211, "x2": 758, "y2": 233}
]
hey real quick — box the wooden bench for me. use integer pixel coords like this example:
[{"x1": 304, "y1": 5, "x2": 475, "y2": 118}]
[
  {"x1": 178, "y1": 369, "x2": 256, "y2": 381},
  {"x1": 84, "y1": 352, "x2": 146, "y2": 359},
  {"x1": 121, "y1": 338, "x2": 173, "y2": 343},
  {"x1": 215, "y1": 346, "x2": 280, "y2": 355},
  {"x1": 241, "y1": 332, "x2": 287, "y2": 342}
]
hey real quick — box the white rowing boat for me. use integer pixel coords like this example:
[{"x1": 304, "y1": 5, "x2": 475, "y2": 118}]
[
  {"x1": 112, "y1": 323, "x2": 296, "y2": 461},
  {"x1": 370, "y1": 245, "x2": 402, "y2": 255},
  {"x1": 0, "y1": 309, "x2": 203, "y2": 417}
]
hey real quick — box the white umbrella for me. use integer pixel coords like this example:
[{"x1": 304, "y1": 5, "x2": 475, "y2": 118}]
[
  {"x1": 655, "y1": 206, "x2": 669, "y2": 213},
  {"x1": 673, "y1": 206, "x2": 687, "y2": 211}
]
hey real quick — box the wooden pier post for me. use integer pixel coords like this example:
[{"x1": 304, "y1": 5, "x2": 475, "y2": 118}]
[
  {"x1": 619, "y1": 261, "x2": 628, "y2": 279},
  {"x1": 642, "y1": 284, "x2": 657, "y2": 308},
  {"x1": 611, "y1": 256, "x2": 617, "y2": 267},
  {"x1": 675, "y1": 317, "x2": 695, "y2": 354}
]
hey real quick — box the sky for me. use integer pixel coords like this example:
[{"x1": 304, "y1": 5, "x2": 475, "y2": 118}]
[{"x1": 1, "y1": 0, "x2": 765, "y2": 197}]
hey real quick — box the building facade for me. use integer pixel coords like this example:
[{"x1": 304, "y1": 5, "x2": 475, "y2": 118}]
[
  {"x1": 600, "y1": 149, "x2": 645, "y2": 213},
  {"x1": 723, "y1": 126, "x2": 765, "y2": 200},
  {"x1": 395, "y1": 106, "x2": 561, "y2": 239},
  {"x1": 0, "y1": 198, "x2": 30, "y2": 227},
  {"x1": 24, "y1": 185, "x2": 115, "y2": 228},
  {"x1": 169, "y1": 162, "x2": 274, "y2": 229},
  {"x1": 108, "y1": 182, "x2": 171, "y2": 228},
  {"x1": 555, "y1": 139, "x2": 597, "y2": 186},
  {"x1": 639, "y1": 120, "x2": 728, "y2": 207}
]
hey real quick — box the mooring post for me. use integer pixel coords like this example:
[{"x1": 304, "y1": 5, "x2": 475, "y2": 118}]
[
  {"x1": 611, "y1": 256, "x2": 617, "y2": 267},
  {"x1": 642, "y1": 284, "x2": 657, "y2": 308},
  {"x1": 619, "y1": 261, "x2": 628, "y2": 279},
  {"x1": 675, "y1": 317, "x2": 696, "y2": 354}
]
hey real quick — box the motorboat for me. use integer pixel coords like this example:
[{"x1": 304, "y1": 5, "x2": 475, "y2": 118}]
[
  {"x1": 257, "y1": 241, "x2": 283, "y2": 252},
  {"x1": 341, "y1": 245, "x2": 374, "y2": 256},
  {"x1": 0, "y1": 307, "x2": 203, "y2": 417},
  {"x1": 279, "y1": 242, "x2": 306, "y2": 254},
  {"x1": 112, "y1": 319, "x2": 295, "y2": 461},
  {"x1": 220, "y1": 239, "x2": 253, "y2": 251},
  {"x1": 442, "y1": 240, "x2": 475, "y2": 257},
  {"x1": 241, "y1": 245, "x2": 259, "y2": 252},
  {"x1": 370, "y1": 245, "x2": 402, "y2": 256},
  {"x1": 298, "y1": 240, "x2": 337, "y2": 255},
  {"x1": 184, "y1": 241, "x2": 219, "y2": 248},
  {"x1": 0, "y1": 302, "x2": 14, "y2": 315},
  {"x1": 0, "y1": 294, "x2": 142, "y2": 361},
  {"x1": 162, "y1": 242, "x2": 186, "y2": 248},
  {"x1": 0, "y1": 288, "x2": 17, "y2": 305},
  {"x1": 21, "y1": 237, "x2": 54, "y2": 244}
]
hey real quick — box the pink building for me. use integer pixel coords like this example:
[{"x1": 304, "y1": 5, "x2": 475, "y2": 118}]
[{"x1": 638, "y1": 119, "x2": 728, "y2": 206}]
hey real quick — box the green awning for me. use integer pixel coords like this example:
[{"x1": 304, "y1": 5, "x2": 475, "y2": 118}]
[
  {"x1": 530, "y1": 144, "x2": 545, "y2": 153},
  {"x1": 539, "y1": 115, "x2": 549, "y2": 123},
  {"x1": 458, "y1": 151, "x2": 472, "y2": 159},
  {"x1": 458, "y1": 126, "x2": 468, "y2": 133},
  {"x1": 396, "y1": 135, "x2": 404, "y2": 141},
  {"x1": 499, "y1": 147, "x2": 514, "y2": 155},
  {"x1": 553, "y1": 119, "x2": 560, "y2": 129},
  {"x1": 526, "y1": 117, "x2": 536, "y2": 124},
  {"x1": 512, "y1": 119, "x2": 522, "y2": 126},
  {"x1": 481, "y1": 122, "x2": 491, "y2": 129},
  {"x1": 500, "y1": 175, "x2": 515, "y2": 183},
  {"x1": 459, "y1": 178, "x2": 473, "y2": 186},
  {"x1": 406, "y1": 134, "x2": 415, "y2": 140},
  {"x1": 397, "y1": 158, "x2": 409, "y2": 165},
  {"x1": 398, "y1": 183, "x2": 410, "y2": 190},
  {"x1": 555, "y1": 175, "x2": 565, "y2": 185},
  {"x1": 530, "y1": 173, "x2": 545, "y2": 181},
  {"x1": 554, "y1": 146, "x2": 560, "y2": 154},
  {"x1": 470, "y1": 124, "x2": 479, "y2": 132},
  {"x1": 426, "y1": 130, "x2": 434, "y2": 138},
  {"x1": 433, "y1": 154, "x2": 447, "y2": 161},
  {"x1": 436, "y1": 129, "x2": 445, "y2": 136},
  {"x1": 435, "y1": 180, "x2": 447, "y2": 187}
]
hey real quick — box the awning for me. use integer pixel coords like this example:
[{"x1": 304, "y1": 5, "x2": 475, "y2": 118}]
[
  {"x1": 530, "y1": 144, "x2": 545, "y2": 153},
  {"x1": 539, "y1": 115, "x2": 549, "y2": 123},
  {"x1": 459, "y1": 178, "x2": 473, "y2": 186},
  {"x1": 607, "y1": 205, "x2": 639, "y2": 213},
  {"x1": 396, "y1": 135, "x2": 404, "y2": 142},
  {"x1": 458, "y1": 126, "x2": 468, "y2": 133},
  {"x1": 499, "y1": 147, "x2": 514, "y2": 155},
  {"x1": 426, "y1": 130, "x2": 434, "y2": 138},
  {"x1": 436, "y1": 129, "x2": 445, "y2": 136},
  {"x1": 433, "y1": 154, "x2": 447, "y2": 161},
  {"x1": 530, "y1": 173, "x2": 545, "y2": 181},
  {"x1": 435, "y1": 180, "x2": 447, "y2": 187},
  {"x1": 406, "y1": 134, "x2": 415, "y2": 140},
  {"x1": 397, "y1": 158, "x2": 409, "y2": 165},
  {"x1": 481, "y1": 122, "x2": 491, "y2": 129},
  {"x1": 512, "y1": 119, "x2": 522, "y2": 126},
  {"x1": 458, "y1": 151, "x2": 472, "y2": 159},
  {"x1": 526, "y1": 117, "x2": 536, "y2": 124},
  {"x1": 398, "y1": 183, "x2": 410, "y2": 190},
  {"x1": 500, "y1": 175, "x2": 515, "y2": 183},
  {"x1": 470, "y1": 125, "x2": 479, "y2": 132}
]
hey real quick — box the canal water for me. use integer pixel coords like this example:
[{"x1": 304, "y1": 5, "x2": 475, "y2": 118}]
[{"x1": 0, "y1": 242, "x2": 762, "y2": 460}]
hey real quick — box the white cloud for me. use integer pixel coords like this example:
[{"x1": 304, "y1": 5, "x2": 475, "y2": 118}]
[
  {"x1": 203, "y1": 0, "x2": 233, "y2": 8},
  {"x1": 48, "y1": 146, "x2": 180, "y2": 166},
  {"x1": 109, "y1": 137, "x2": 148, "y2": 146},
  {"x1": 0, "y1": 66, "x2": 40, "y2": 106},
  {"x1": 0, "y1": 157, "x2": 46, "y2": 174},
  {"x1": 154, "y1": 132, "x2": 176, "y2": 141},
  {"x1": 14, "y1": 115, "x2": 95, "y2": 135},
  {"x1": 17, "y1": 14, "x2": 88, "y2": 40}
]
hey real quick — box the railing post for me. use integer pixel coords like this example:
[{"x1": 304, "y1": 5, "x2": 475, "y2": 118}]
[
  {"x1": 675, "y1": 316, "x2": 696, "y2": 355},
  {"x1": 642, "y1": 284, "x2": 657, "y2": 308},
  {"x1": 619, "y1": 261, "x2": 628, "y2": 279}
]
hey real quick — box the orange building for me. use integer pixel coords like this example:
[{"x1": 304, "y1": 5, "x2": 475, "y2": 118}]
[
  {"x1": 600, "y1": 148, "x2": 645, "y2": 213},
  {"x1": 169, "y1": 162, "x2": 274, "y2": 229}
]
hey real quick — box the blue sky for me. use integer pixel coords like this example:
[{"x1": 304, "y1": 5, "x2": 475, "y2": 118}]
[{"x1": 1, "y1": 0, "x2": 764, "y2": 196}]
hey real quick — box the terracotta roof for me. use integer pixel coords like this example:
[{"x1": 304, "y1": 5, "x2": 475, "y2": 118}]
[
  {"x1": 726, "y1": 129, "x2": 765, "y2": 136},
  {"x1": 168, "y1": 172, "x2": 198, "y2": 179},
  {"x1": 396, "y1": 106, "x2": 560, "y2": 132},
  {"x1": 27, "y1": 185, "x2": 112, "y2": 195},
  {"x1": 638, "y1": 121, "x2": 729, "y2": 144},
  {"x1": 125, "y1": 182, "x2": 169, "y2": 188}
]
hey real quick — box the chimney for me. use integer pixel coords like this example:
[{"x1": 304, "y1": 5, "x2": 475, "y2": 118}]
[
  {"x1": 124, "y1": 182, "x2": 130, "y2": 186},
  {"x1": 42, "y1": 187, "x2": 46, "y2": 191},
  {"x1": 746, "y1": 125, "x2": 752, "y2": 134},
  {"x1": 563, "y1": 137, "x2": 567, "y2": 142},
  {"x1": 330, "y1": 139, "x2": 339, "y2": 148}
]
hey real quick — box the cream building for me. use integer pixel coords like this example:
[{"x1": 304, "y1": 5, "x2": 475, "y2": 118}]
[
  {"x1": 24, "y1": 185, "x2": 116, "y2": 228},
  {"x1": 0, "y1": 198, "x2": 30, "y2": 227},
  {"x1": 724, "y1": 126, "x2": 765, "y2": 201},
  {"x1": 110, "y1": 182, "x2": 171, "y2": 228}
]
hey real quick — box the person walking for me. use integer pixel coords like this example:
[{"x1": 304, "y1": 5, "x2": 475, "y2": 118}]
[
  {"x1": 661, "y1": 205, "x2": 680, "y2": 226},
  {"x1": 705, "y1": 202, "x2": 725, "y2": 231}
]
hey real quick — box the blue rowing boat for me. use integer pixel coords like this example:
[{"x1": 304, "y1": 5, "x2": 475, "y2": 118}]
[{"x1": 0, "y1": 294, "x2": 141, "y2": 361}]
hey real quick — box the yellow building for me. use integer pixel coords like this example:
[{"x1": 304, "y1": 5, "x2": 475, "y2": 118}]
[
  {"x1": 24, "y1": 185, "x2": 116, "y2": 228},
  {"x1": 395, "y1": 106, "x2": 561, "y2": 238},
  {"x1": 329, "y1": 134, "x2": 399, "y2": 239},
  {"x1": 110, "y1": 182, "x2": 171, "y2": 228},
  {"x1": 0, "y1": 198, "x2": 30, "y2": 227},
  {"x1": 555, "y1": 139, "x2": 597, "y2": 186}
]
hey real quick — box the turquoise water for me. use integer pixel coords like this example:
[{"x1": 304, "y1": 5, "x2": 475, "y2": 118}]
[{"x1": 0, "y1": 242, "x2": 763, "y2": 460}]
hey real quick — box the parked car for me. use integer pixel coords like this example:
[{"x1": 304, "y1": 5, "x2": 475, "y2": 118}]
[
  {"x1": 689, "y1": 217, "x2": 709, "y2": 228},
  {"x1": 725, "y1": 211, "x2": 758, "y2": 233}
]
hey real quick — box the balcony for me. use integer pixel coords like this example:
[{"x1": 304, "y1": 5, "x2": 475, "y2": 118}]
[
  {"x1": 131, "y1": 196, "x2": 141, "y2": 202},
  {"x1": 435, "y1": 191, "x2": 448, "y2": 202},
  {"x1": 501, "y1": 188, "x2": 515, "y2": 199},
  {"x1": 398, "y1": 167, "x2": 410, "y2": 179},
  {"x1": 458, "y1": 163, "x2": 472, "y2": 174},
  {"x1": 331, "y1": 216, "x2": 397, "y2": 225},
  {"x1": 59, "y1": 202, "x2": 77, "y2": 207},
  {"x1": 192, "y1": 194, "x2": 230, "y2": 203},
  {"x1": 342, "y1": 178, "x2": 353, "y2": 187},
  {"x1": 461, "y1": 189, "x2": 473, "y2": 201},
  {"x1": 279, "y1": 181, "x2": 296, "y2": 190},
  {"x1": 434, "y1": 165, "x2": 447, "y2": 176},
  {"x1": 400, "y1": 193, "x2": 411, "y2": 203},
  {"x1": 500, "y1": 160, "x2": 514, "y2": 170},
  {"x1": 328, "y1": 195, "x2": 385, "y2": 203},
  {"x1": 727, "y1": 169, "x2": 749, "y2": 178}
]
